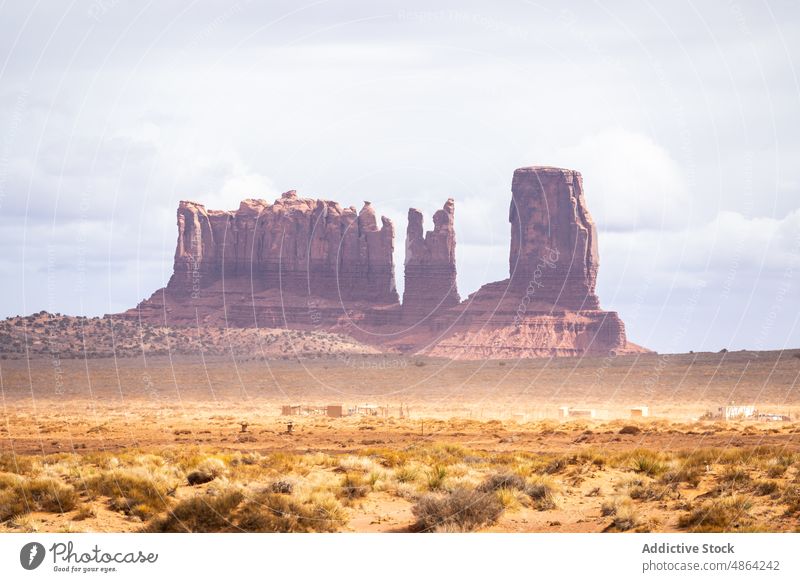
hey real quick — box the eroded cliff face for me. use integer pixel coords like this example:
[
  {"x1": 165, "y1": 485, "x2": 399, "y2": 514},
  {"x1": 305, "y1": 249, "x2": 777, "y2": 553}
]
[
  {"x1": 509, "y1": 167, "x2": 599, "y2": 309},
  {"x1": 121, "y1": 167, "x2": 646, "y2": 359},
  {"x1": 167, "y1": 191, "x2": 398, "y2": 305},
  {"x1": 402, "y1": 199, "x2": 459, "y2": 319}
]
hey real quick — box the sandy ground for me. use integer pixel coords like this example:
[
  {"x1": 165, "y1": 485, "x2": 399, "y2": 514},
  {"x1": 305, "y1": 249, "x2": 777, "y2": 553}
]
[{"x1": 0, "y1": 351, "x2": 798, "y2": 533}]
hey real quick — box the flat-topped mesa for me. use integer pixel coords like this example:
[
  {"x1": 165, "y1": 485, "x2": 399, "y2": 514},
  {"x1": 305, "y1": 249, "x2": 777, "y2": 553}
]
[
  {"x1": 402, "y1": 198, "x2": 460, "y2": 319},
  {"x1": 166, "y1": 192, "x2": 399, "y2": 305},
  {"x1": 509, "y1": 166, "x2": 600, "y2": 310}
]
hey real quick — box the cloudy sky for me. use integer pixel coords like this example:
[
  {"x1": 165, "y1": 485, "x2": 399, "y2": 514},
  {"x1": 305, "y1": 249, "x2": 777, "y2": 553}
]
[{"x1": 0, "y1": 0, "x2": 798, "y2": 353}]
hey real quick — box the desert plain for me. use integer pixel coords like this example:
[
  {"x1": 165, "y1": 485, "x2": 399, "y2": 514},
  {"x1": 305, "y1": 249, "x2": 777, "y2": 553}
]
[{"x1": 1, "y1": 345, "x2": 799, "y2": 533}]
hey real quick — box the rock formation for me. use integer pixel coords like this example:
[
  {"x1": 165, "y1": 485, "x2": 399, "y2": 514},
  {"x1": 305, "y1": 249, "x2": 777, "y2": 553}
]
[
  {"x1": 166, "y1": 191, "x2": 398, "y2": 305},
  {"x1": 120, "y1": 166, "x2": 647, "y2": 359},
  {"x1": 402, "y1": 199, "x2": 459, "y2": 319},
  {"x1": 509, "y1": 167, "x2": 599, "y2": 309}
]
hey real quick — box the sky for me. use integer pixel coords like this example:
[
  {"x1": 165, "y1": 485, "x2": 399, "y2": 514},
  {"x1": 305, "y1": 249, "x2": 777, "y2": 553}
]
[{"x1": 0, "y1": 0, "x2": 798, "y2": 354}]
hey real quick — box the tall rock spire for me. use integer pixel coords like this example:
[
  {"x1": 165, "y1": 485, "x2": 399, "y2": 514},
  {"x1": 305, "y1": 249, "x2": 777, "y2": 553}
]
[
  {"x1": 402, "y1": 198, "x2": 459, "y2": 319},
  {"x1": 509, "y1": 167, "x2": 600, "y2": 309}
]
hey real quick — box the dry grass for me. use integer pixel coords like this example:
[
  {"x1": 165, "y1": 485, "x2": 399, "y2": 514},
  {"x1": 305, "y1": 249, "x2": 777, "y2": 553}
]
[
  {"x1": 1, "y1": 432, "x2": 799, "y2": 532},
  {"x1": 146, "y1": 486, "x2": 244, "y2": 532},
  {"x1": 236, "y1": 491, "x2": 346, "y2": 533},
  {"x1": 678, "y1": 496, "x2": 754, "y2": 532},
  {"x1": 0, "y1": 473, "x2": 78, "y2": 520},
  {"x1": 525, "y1": 475, "x2": 560, "y2": 510},
  {"x1": 601, "y1": 498, "x2": 643, "y2": 532},
  {"x1": 412, "y1": 488, "x2": 504, "y2": 532},
  {"x1": 86, "y1": 467, "x2": 179, "y2": 519}
]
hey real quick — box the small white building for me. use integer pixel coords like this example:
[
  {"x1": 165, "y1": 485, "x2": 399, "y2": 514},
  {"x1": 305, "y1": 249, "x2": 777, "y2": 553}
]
[
  {"x1": 630, "y1": 406, "x2": 649, "y2": 418},
  {"x1": 718, "y1": 404, "x2": 756, "y2": 420}
]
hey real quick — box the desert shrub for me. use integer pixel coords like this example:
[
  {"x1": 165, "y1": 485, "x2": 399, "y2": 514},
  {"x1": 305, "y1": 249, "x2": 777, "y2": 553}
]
[
  {"x1": 677, "y1": 448, "x2": 721, "y2": 469},
  {"x1": 8, "y1": 514, "x2": 40, "y2": 532},
  {"x1": 363, "y1": 449, "x2": 409, "y2": 468},
  {"x1": 0, "y1": 453, "x2": 35, "y2": 475},
  {"x1": 479, "y1": 473, "x2": 526, "y2": 493},
  {"x1": 678, "y1": 496, "x2": 753, "y2": 532},
  {"x1": 601, "y1": 498, "x2": 641, "y2": 531},
  {"x1": 236, "y1": 491, "x2": 345, "y2": 532},
  {"x1": 618, "y1": 425, "x2": 641, "y2": 435},
  {"x1": 337, "y1": 455, "x2": 380, "y2": 473},
  {"x1": 12, "y1": 475, "x2": 77, "y2": 512},
  {"x1": 781, "y1": 486, "x2": 800, "y2": 514},
  {"x1": 268, "y1": 480, "x2": 294, "y2": 495},
  {"x1": 525, "y1": 476, "x2": 559, "y2": 510},
  {"x1": 195, "y1": 457, "x2": 226, "y2": 476},
  {"x1": 541, "y1": 457, "x2": 568, "y2": 475},
  {"x1": 717, "y1": 468, "x2": 751, "y2": 490},
  {"x1": 609, "y1": 501, "x2": 641, "y2": 531},
  {"x1": 187, "y1": 471, "x2": 215, "y2": 486},
  {"x1": 339, "y1": 473, "x2": 370, "y2": 500},
  {"x1": 494, "y1": 488, "x2": 524, "y2": 511},
  {"x1": 87, "y1": 467, "x2": 177, "y2": 519},
  {"x1": 628, "y1": 482, "x2": 678, "y2": 502},
  {"x1": 753, "y1": 480, "x2": 779, "y2": 497},
  {"x1": 426, "y1": 465, "x2": 448, "y2": 491},
  {"x1": 412, "y1": 488, "x2": 503, "y2": 532},
  {"x1": 576, "y1": 449, "x2": 607, "y2": 468},
  {"x1": 263, "y1": 452, "x2": 299, "y2": 474},
  {"x1": 393, "y1": 465, "x2": 419, "y2": 484},
  {"x1": 146, "y1": 487, "x2": 244, "y2": 532},
  {"x1": 660, "y1": 466, "x2": 702, "y2": 488},
  {"x1": 600, "y1": 501, "x2": 617, "y2": 517},
  {"x1": 184, "y1": 458, "x2": 227, "y2": 486},
  {"x1": 766, "y1": 464, "x2": 787, "y2": 478},
  {"x1": 0, "y1": 474, "x2": 78, "y2": 520},
  {"x1": 73, "y1": 504, "x2": 97, "y2": 521},
  {"x1": 630, "y1": 451, "x2": 668, "y2": 477}
]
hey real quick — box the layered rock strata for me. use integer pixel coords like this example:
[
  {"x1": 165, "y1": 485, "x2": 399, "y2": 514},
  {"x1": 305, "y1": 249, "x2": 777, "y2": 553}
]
[
  {"x1": 402, "y1": 199, "x2": 460, "y2": 319},
  {"x1": 167, "y1": 191, "x2": 398, "y2": 305},
  {"x1": 121, "y1": 167, "x2": 647, "y2": 359},
  {"x1": 509, "y1": 167, "x2": 599, "y2": 309}
]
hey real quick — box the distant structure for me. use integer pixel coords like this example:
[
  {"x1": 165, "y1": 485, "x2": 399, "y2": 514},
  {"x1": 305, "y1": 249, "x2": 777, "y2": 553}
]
[
  {"x1": 280, "y1": 403, "x2": 388, "y2": 418},
  {"x1": 558, "y1": 406, "x2": 596, "y2": 419},
  {"x1": 706, "y1": 403, "x2": 788, "y2": 421},
  {"x1": 718, "y1": 404, "x2": 756, "y2": 420}
]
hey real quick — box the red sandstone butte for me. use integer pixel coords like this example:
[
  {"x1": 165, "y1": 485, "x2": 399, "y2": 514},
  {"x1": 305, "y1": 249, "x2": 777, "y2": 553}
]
[
  {"x1": 167, "y1": 191, "x2": 398, "y2": 304},
  {"x1": 509, "y1": 167, "x2": 599, "y2": 309},
  {"x1": 402, "y1": 198, "x2": 460, "y2": 319},
  {"x1": 120, "y1": 166, "x2": 648, "y2": 358}
]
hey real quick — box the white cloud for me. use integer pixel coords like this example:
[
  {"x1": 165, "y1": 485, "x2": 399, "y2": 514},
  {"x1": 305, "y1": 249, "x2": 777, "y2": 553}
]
[
  {"x1": 556, "y1": 129, "x2": 692, "y2": 232},
  {"x1": 599, "y1": 208, "x2": 800, "y2": 351}
]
